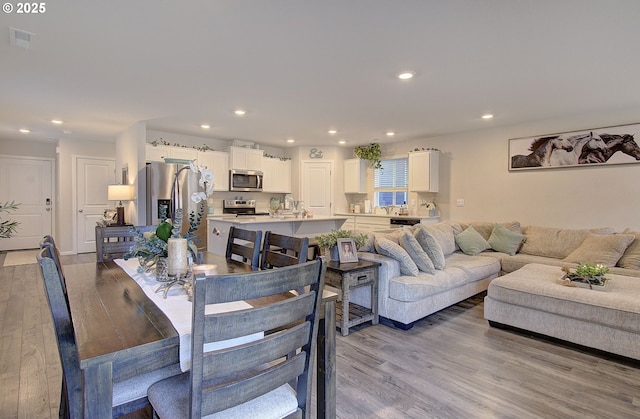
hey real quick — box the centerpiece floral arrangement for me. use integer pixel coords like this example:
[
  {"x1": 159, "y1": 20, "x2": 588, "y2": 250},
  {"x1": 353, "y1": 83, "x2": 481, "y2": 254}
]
[
  {"x1": 124, "y1": 161, "x2": 214, "y2": 273},
  {"x1": 561, "y1": 263, "x2": 609, "y2": 289}
]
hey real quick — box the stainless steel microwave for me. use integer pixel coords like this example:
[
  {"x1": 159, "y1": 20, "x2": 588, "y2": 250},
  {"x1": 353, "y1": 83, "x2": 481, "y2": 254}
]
[{"x1": 229, "y1": 169, "x2": 263, "y2": 192}]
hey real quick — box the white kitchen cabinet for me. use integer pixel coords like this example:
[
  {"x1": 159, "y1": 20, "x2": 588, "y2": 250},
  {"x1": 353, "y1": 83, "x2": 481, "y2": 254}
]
[
  {"x1": 145, "y1": 144, "x2": 198, "y2": 162},
  {"x1": 344, "y1": 159, "x2": 367, "y2": 194},
  {"x1": 262, "y1": 157, "x2": 291, "y2": 193},
  {"x1": 229, "y1": 146, "x2": 264, "y2": 171},
  {"x1": 145, "y1": 144, "x2": 172, "y2": 162},
  {"x1": 197, "y1": 150, "x2": 229, "y2": 191},
  {"x1": 341, "y1": 216, "x2": 356, "y2": 231},
  {"x1": 408, "y1": 150, "x2": 439, "y2": 192}
]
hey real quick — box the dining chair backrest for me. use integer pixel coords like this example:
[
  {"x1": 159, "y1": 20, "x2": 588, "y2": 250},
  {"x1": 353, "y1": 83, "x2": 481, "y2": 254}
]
[
  {"x1": 37, "y1": 246, "x2": 83, "y2": 419},
  {"x1": 40, "y1": 235, "x2": 66, "y2": 293},
  {"x1": 260, "y1": 231, "x2": 309, "y2": 270},
  {"x1": 188, "y1": 258, "x2": 326, "y2": 418},
  {"x1": 225, "y1": 226, "x2": 262, "y2": 269},
  {"x1": 95, "y1": 225, "x2": 156, "y2": 262}
]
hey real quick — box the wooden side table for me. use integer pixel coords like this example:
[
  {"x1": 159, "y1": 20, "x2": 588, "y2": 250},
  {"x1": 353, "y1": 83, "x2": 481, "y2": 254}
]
[{"x1": 325, "y1": 260, "x2": 380, "y2": 336}]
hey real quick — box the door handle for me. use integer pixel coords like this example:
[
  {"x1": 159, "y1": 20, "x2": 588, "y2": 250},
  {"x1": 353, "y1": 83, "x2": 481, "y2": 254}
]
[
  {"x1": 79, "y1": 209, "x2": 84, "y2": 213},
  {"x1": 46, "y1": 208, "x2": 51, "y2": 211}
]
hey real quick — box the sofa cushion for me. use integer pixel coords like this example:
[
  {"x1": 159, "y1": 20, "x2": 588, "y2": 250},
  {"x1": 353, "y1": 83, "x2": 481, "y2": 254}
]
[
  {"x1": 414, "y1": 226, "x2": 446, "y2": 270},
  {"x1": 487, "y1": 224, "x2": 526, "y2": 256},
  {"x1": 563, "y1": 233, "x2": 636, "y2": 267},
  {"x1": 387, "y1": 268, "x2": 469, "y2": 302},
  {"x1": 354, "y1": 230, "x2": 375, "y2": 252},
  {"x1": 445, "y1": 252, "x2": 501, "y2": 280},
  {"x1": 520, "y1": 226, "x2": 615, "y2": 259},
  {"x1": 618, "y1": 229, "x2": 640, "y2": 270},
  {"x1": 418, "y1": 223, "x2": 456, "y2": 256},
  {"x1": 398, "y1": 231, "x2": 435, "y2": 274},
  {"x1": 455, "y1": 226, "x2": 491, "y2": 256},
  {"x1": 374, "y1": 236, "x2": 419, "y2": 276}
]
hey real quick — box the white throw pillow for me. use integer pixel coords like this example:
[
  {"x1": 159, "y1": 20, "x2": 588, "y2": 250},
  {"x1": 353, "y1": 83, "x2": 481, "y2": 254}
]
[
  {"x1": 414, "y1": 225, "x2": 446, "y2": 270},
  {"x1": 374, "y1": 236, "x2": 419, "y2": 276},
  {"x1": 398, "y1": 231, "x2": 435, "y2": 274}
]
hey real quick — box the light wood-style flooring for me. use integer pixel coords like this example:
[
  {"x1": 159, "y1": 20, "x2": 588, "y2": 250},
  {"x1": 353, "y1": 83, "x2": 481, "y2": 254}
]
[{"x1": 2, "y1": 251, "x2": 639, "y2": 418}]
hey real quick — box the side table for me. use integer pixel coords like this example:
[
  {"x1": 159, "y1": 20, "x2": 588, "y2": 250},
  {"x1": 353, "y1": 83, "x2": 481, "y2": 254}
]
[{"x1": 325, "y1": 260, "x2": 381, "y2": 336}]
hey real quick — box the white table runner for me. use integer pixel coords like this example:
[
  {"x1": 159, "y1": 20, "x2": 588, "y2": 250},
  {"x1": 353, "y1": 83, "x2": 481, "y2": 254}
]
[{"x1": 115, "y1": 258, "x2": 263, "y2": 371}]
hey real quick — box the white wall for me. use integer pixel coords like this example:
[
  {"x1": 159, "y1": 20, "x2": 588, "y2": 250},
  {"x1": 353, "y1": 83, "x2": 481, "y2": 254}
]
[
  {"x1": 116, "y1": 121, "x2": 146, "y2": 225},
  {"x1": 383, "y1": 111, "x2": 640, "y2": 231}
]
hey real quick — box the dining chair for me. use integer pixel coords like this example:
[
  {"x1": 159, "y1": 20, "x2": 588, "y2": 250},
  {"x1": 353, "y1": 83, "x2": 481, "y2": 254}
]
[
  {"x1": 260, "y1": 231, "x2": 309, "y2": 270},
  {"x1": 38, "y1": 246, "x2": 183, "y2": 419},
  {"x1": 147, "y1": 257, "x2": 327, "y2": 419},
  {"x1": 95, "y1": 225, "x2": 156, "y2": 262},
  {"x1": 225, "y1": 226, "x2": 262, "y2": 269}
]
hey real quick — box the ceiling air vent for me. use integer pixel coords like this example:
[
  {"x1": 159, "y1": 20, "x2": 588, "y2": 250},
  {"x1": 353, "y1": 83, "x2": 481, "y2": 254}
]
[{"x1": 10, "y1": 27, "x2": 35, "y2": 49}]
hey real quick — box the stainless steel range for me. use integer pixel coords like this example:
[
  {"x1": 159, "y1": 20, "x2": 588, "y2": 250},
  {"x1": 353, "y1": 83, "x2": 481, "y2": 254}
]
[{"x1": 222, "y1": 199, "x2": 270, "y2": 216}]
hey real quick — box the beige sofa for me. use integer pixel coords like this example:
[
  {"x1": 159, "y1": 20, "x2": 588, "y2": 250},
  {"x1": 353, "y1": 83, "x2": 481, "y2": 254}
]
[{"x1": 351, "y1": 221, "x2": 640, "y2": 333}]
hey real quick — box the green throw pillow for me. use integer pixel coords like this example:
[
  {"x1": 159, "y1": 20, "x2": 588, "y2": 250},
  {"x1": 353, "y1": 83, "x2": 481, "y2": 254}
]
[
  {"x1": 455, "y1": 226, "x2": 490, "y2": 256},
  {"x1": 487, "y1": 224, "x2": 526, "y2": 256}
]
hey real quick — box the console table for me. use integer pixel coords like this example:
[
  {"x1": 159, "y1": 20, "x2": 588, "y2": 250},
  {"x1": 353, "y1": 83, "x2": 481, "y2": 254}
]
[{"x1": 325, "y1": 260, "x2": 380, "y2": 336}]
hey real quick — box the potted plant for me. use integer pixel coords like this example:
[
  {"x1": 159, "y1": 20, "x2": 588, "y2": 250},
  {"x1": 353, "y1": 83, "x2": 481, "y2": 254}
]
[
  {"x1": 354, "y1": 142, "x2": 383, "y2": 170},
  {"x1": 315, "y1": 229, "x2": 368, "y2": 261},
  {"x1": 0, "y1": 201, "x2": 20, "y2": 239},
  {"x1": 561, "y1": 263, "x2": 610, "y2": 290}
]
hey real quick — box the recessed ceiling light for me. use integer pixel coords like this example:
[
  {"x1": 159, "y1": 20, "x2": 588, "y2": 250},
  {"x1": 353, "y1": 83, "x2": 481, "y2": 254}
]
[
  {"x1": 386, "y1": 131, "x2": 395, "y2": 137},
  {"x1": 397, "y1": 72, "x2": 414, "y2": 80},
  {"x1": 19, "y1": 128, "x2": 30, "y2": 133},
  {"x1": 51, "y1": 119, "x2": 63, "y2": 125},
  {"x1": 234, "y1": 109, "x2": 246, "y2": 116},
  {"x1": 286, "y1": 138, "x2": 295, "y2": 143},
  {"x1": 201, "y1": 124, "x2": 210, "y2": 129},
  {"x1": 328, "y1": 129, "x2": 337, "y2": 135},
  {"x1": 482, "y1": 114, "x2": 494, "y2": 119},
  {"x1": 338, "y1": 140, "x2": 346, "y2": 145}
]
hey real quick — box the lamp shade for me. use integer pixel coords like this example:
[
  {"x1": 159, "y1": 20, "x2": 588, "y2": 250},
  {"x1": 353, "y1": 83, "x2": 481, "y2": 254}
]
[{"x1": 108, "y1": 184, "x2": 134, "y2": 202}]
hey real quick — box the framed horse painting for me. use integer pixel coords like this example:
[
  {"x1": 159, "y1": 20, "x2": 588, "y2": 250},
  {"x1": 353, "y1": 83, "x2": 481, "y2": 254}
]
[{"x1": 508, "y1": 122, "x2": 640, "y2": 171}]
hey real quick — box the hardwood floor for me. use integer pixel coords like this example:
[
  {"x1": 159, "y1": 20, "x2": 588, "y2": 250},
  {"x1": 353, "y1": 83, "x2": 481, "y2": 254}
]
[{"x1": 2, "y1": 251, "x2": 639, "y2": 418}]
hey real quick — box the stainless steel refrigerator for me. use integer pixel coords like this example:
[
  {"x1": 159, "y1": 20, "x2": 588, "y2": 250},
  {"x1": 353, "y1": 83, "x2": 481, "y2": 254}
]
[{"x1": 144, "y1": 162, "x2": 207, "y2": 250}]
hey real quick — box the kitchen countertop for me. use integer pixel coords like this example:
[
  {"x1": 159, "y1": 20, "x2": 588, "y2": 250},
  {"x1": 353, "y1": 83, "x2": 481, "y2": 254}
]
[
  {"x1": 207, "y1": 215, "x2": 348, "y2": 224},
  {"x1": 334, "y1": 212, "x2": 438, "y2": 220}
]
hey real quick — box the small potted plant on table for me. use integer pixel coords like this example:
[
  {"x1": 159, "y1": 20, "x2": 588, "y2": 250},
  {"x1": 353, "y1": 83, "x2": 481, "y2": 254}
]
[{"x1": 315, "y1": 229, "x2": 368, "y2": 261}]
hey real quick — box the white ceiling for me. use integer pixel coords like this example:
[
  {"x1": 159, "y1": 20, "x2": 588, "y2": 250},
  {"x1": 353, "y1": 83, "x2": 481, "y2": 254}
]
[{"x1": 1, "y1": 1, "x2": 640, "y2": 147}]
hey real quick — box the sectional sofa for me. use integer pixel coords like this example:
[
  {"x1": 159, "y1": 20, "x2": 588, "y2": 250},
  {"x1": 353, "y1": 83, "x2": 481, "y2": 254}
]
[{"x1": 350, "y1": 221, "x2": 640, "y2": 344}]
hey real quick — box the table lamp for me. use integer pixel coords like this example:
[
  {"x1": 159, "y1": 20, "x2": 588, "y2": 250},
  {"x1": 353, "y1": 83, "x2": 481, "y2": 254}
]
[{"x1": 108, "y1": 184, "x2": 134, "y2": 226}]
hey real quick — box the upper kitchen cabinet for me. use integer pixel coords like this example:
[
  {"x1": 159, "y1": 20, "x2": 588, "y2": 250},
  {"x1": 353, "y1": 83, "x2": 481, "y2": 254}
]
[
  {"x1": 197, "y1": 150, "x2": 229, "y2": 191},
  {"x1": 344, "y1": 158, "x2": 367, "y2": 193},
  {"x1": 145, "y1": 144, "x2": 198, "y2": 162},
  {"x1": 229, "y1": 146, "x2": 264, "y2": 171},
  {"x1": 408, "y1": 150, "x2": 439, "y2": 192},
  {"x1": 262, "y1": 157, "x2": 292, "y2": 193}
]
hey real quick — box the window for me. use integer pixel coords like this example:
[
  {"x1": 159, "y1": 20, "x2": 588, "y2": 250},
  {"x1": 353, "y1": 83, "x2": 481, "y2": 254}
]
[{"x1": 374, "y1": 158, "x2": 408, "y2": 207}]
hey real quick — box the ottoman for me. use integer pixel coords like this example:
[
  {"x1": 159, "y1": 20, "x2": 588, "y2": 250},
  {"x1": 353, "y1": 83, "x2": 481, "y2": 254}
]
[{"x1": 484, "y1": 263, "x2": 640, "y2": 361}]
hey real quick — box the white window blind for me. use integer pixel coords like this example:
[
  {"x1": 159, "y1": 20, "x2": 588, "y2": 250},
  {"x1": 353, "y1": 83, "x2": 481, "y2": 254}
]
[{"x1": 374, "y1": 158, "x2": 408, "y2": 206}]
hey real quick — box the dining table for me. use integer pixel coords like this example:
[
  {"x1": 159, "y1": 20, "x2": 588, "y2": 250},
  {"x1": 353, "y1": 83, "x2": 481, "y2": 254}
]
[{"x1": 63, "y1": 252, "x2": 337, "y2": 419}]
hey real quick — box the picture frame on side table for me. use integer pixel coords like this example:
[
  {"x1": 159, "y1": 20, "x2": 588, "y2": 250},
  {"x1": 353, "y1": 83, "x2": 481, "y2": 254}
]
[{"x1": 337, "y1": 238, "x2": 358, "y2": 263}]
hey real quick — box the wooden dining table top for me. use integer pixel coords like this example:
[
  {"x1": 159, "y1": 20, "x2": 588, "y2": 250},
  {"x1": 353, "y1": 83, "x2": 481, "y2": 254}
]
[{"x1": 63, "y1": 252, "x2": 337, "y2": 366}]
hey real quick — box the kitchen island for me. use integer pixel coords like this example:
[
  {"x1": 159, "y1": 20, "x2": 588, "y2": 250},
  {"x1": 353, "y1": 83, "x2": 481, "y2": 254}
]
[{"x1": 207, "y1": 215, "x2": 347, "y2": 255}]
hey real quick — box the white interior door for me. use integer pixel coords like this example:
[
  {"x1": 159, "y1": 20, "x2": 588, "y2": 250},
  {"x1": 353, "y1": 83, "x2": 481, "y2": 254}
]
[
  {"x1": 76, "y1": 157, "x2": 116, "y2": 253},
  {"x1": 301, "y1": 161, "x2": 333, "y2": 216},
  {"x1": 0, "y1": 157, "x2": 53, "y2": 250}
]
